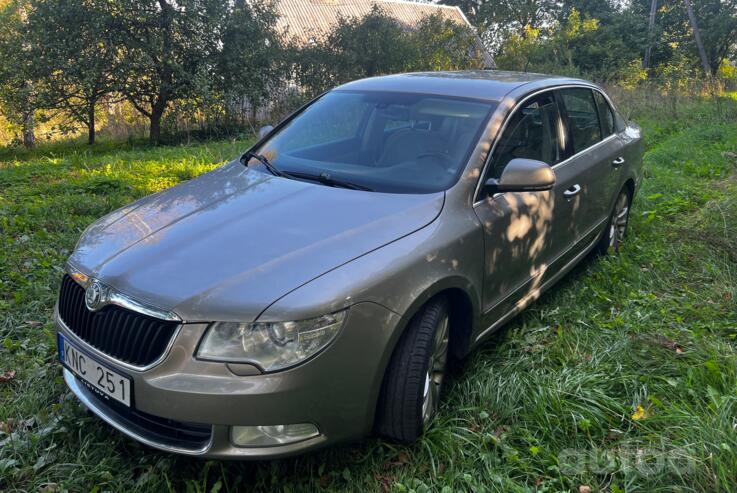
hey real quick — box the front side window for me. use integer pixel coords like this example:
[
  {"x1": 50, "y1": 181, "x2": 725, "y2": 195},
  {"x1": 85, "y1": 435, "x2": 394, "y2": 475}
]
[
  {"x1": 487, "y1": 91, "x2": 564, "y2": 179},
  {"x1": 256, "y1": 91, "x2": 495, "y2": 194},
  {"x1": 559, "y1": 88, "x2": 602, "y2": 154}
]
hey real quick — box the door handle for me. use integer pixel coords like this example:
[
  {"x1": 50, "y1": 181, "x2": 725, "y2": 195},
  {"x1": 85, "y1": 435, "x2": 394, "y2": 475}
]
[
  {"x1": 564, "y1": 184, "x2": 581, "y2": 198},
  {"x1": 612, "y1": 156, "x2": 625, "y2": 168}
]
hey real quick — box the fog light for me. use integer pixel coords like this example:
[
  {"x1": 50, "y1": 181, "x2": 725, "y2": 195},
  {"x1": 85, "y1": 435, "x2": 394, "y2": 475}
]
[{"x1": 231, "y1": 423, "x2": 319, "y2": 447}]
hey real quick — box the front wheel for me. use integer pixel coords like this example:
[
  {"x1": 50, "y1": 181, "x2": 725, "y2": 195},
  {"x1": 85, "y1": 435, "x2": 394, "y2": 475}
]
[
  {"x1": 375, "y1": 297, "x2": 450, "y2": 443},
  {"x1": 596, "y1": 188, "x2": 631, "y2": 255}
]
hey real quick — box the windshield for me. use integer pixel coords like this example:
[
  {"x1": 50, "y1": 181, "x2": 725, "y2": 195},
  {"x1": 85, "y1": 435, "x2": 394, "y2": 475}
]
[{"x1": 254, "y1": 90, "x2": 496, "y2": 193}]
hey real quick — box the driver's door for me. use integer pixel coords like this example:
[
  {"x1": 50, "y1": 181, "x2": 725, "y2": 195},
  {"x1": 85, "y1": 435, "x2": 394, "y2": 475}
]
[{"x1": 474, "y1": 90, "x2": 572, "y2": 327}]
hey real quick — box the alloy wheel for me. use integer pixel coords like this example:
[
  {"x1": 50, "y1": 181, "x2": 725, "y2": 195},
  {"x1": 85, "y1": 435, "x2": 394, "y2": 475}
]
[
  {"x1": 421, "y1": 314, "x2": 449, "y2": 427},
  {"x1": 608, "y1": 191, "x2": 630, "y2": 251}
]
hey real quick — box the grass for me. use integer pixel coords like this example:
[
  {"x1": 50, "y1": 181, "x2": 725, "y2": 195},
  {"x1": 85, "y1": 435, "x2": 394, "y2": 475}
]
[{"x1": 1, "y1": 91, "x2": 737, "y2": 492}]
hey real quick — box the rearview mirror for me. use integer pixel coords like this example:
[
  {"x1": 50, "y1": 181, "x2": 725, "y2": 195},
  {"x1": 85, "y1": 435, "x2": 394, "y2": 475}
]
[
  {"x1": 258, "y1": 125, "x2": 274, "y2": 140},
  {"x1": 484, "y1": 158, "x2": 555, "y2": 194}
]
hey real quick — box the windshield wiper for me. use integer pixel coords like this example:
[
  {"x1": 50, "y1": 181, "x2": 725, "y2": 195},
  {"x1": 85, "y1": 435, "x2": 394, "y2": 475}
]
[
  {"x1": 286, "y1": 171, "x2": 373, "y2": 192},
  {"x1": 240, "y1": 152, "x2": 372, "y2": 191},
  {"x1": 240, "y1": 151, "x2": 285, "y2": 177}
]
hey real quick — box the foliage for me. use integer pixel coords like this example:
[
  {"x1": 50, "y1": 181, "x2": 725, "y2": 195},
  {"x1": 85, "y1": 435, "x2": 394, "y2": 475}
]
[
  {"x1": 493, "y1": 25, "x2": 545, "y2": 75},
  {"x1": 467, "y1": 0, "x2": 736, "y2": 83},
  {"x1": 24, "y1": 0, "x2": 120, "y2": 145},
  {"x1": 653, "y1": 0, "x2": 737, "y2": 76},
  {"x1": 447, "y1": 0, "x2": 561, "y2": 52},
  {"x1": 1, "y1": 91, "x2": 737, "y2": 492},
  {"x1": 1, "y1": 0, "x2": 736, "y2": 146},
  {"x1": 718, "y1": 60, "x2": 737, "y2": 84},
  {"x1": 215, "y1": 0, "x2": 286, "y2": 123},
  {"x1": 410, "y1": 13, "x2": 488, "y2": 72},
  {"x1": 495, "y1": 6, "x2": 651, "y2": 82},
  {"x1": 115, "y1": 0, "x2": 228, "y2": 144},
  {"x1": 0, "y1": 0, "x2": 42, "y2": 148},
  {"x1": 328, "y1": 5, "x2": 413, "y2": 79},
  {"x1": 294, "y1": 6, "x2": 487, "y2": 96},
  {"x1": 1, "y1": 0, "x2": 485, "y2": 146},
  {"x1": 294, "y1": 5, "x2": 415, "y2": 94}
]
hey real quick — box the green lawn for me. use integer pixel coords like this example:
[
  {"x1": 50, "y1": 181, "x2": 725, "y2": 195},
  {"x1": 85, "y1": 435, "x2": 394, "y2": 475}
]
[{"x1": 1, "y1": 94, "x2": 737, "y2": 492}]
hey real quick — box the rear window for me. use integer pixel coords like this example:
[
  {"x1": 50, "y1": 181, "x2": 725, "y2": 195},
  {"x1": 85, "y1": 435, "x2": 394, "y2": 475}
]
[{"x1": 593, "y1": 91, "x2": 615, "y2": 137}]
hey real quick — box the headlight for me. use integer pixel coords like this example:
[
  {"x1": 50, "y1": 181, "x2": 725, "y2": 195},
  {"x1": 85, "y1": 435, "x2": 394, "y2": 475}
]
[{"x1": 196, "y1": 310, "x2": 347, "y2": 372}]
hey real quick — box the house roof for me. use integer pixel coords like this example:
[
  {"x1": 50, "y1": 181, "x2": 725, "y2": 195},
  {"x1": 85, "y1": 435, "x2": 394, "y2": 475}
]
[{"x1": 275, "y1": 0, "x2": 495, "y2": 68}]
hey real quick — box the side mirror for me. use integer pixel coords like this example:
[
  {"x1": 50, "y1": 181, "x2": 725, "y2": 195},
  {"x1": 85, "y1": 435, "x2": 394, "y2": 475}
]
[
  {"x1": 258, "y1": 125, "x2": 274, "y2": 140},
  {"x1": 484, "y1": 158, "x2": 555, "y2": 194}
]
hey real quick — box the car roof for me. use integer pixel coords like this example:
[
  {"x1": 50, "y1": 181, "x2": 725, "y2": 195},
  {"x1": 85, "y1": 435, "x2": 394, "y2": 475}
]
[{"x1": 335, "y1": 70, "x2": 592, "y2": 102}]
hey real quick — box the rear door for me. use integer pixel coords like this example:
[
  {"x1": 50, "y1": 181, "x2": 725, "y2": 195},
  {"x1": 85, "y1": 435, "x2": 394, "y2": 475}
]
[
  {"x1": 593, "y1": 90, "x2": 628, "y2": 211},
  {"x1": 557, "y1": 87, "x2": 623, "y2": 249}
]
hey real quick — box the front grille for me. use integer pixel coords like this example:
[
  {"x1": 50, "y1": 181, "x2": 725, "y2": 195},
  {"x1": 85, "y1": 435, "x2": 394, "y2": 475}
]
[
  {"x1": 58, "y1": 274, "x2": 179, "y2": 367},
  {"x1": 80, "y1": 378, "x2": 212, "y2": 451}
]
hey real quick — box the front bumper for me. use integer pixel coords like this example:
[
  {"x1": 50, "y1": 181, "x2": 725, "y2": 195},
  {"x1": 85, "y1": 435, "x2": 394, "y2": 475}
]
[{"x1": 58, "y1": 301, "x2": 400, "y2": 459}]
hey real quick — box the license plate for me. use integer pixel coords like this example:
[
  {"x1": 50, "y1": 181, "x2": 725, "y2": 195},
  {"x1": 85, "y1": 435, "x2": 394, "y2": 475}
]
[{"x1": 58, "y1": 333, "x2": 132, "y2": 407}]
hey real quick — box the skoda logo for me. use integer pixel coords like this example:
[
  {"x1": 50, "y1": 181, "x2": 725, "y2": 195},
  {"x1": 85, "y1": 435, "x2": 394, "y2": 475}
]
[{"x1": 85, "y1": 281, "x2": 104, "y2": 311}]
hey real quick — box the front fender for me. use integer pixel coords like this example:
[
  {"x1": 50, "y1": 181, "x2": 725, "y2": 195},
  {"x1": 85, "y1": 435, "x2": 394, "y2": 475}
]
[{"x1": 259, "y1": 212, "x2": 485, "y2": 427}]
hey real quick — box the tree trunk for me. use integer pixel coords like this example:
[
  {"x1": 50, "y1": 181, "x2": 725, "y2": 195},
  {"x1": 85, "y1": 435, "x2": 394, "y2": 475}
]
[
  {"x1": 22, "y1": 111, "x2": 35, "y2": 149},
  {"x1": 149, "y1": 99, "x2": 166, "y2": 145},
  {"x1": 149, "y1": 0, "x2": 173, "y2": 145},
  {"x1": 643, "y1": 0, "x2": 657, "y2": 69},
  {"x1": 87, "y1": 102, "x2": 96, "y2": 145},
  {"x1": 684, "y1": 0, "x2": 711, "y2": 77},
  {"x1": 150, "y1": 112, "x2": 162, "y2": 145}
]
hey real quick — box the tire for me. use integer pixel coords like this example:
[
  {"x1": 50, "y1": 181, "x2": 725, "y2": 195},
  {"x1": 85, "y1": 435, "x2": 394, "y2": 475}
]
[
  {"x1": 596, "y1": 187, "x2": 631, "y2": 255},
  {"x1": 375, "y1": 296, "x2": 450, "y2": 443}
]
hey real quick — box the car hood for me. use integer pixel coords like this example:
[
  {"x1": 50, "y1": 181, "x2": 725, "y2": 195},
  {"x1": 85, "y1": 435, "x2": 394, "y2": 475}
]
[{"x1": 69, "y1": 161, "x2": 444, "y2": 321}]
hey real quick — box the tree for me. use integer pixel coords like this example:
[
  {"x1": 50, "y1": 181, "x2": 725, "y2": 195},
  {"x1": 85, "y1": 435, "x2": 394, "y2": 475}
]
[
  {"x1": 643, "y1": 0, "x2": 657, "y2": 69},
  {"x1": 632, "y1": 0, "x2": 737, "y2": 77},
  {"x1": 494, "y1": 25, "x2": 545, "y2": 73},
  {"x1": 494, "y1": 7, "x2": 646, "y2": 82},
  {"x1": 556, "y1": 0, "x2": 614, "y2": 21},
  {"x1": 117, "y1": 0, "x2": 227, "y2": 144},
  {"x1": 683, "y1": 0, "x2": 711, "y2": 76},
  {"x1": 216, "y1": 0, "x2": 285, "y2": 124},
  {"x1": 0, "y1": 0, "x2": 38, "y2": 147},
  {"x1": 551, "y1": 9, "x2": 601, "y2": 69},
  {"x1": 294, "y1": 6, "x2": 489, "y2": 96},
  {"x1": 411, "y1": 13, "x2": 488, "y2": 71},
  {"x1": 326, "y1": 5, "x2": 413, "y2": 80},
  {"x1": 294, "y1": 6, "x2": 414, "y2": 95},
  {"x1": 25, "y1": 0, "x2": 119, "y2": 144},
  {"x1": 681, "y1": 0, "x2": 737, "y2": 76},
  {"x1": 562, "y1": 8, "x2": 648, "y2": 82},
  {"x1": 447, "y1": 0, "x2": 562, "y2": 54}
]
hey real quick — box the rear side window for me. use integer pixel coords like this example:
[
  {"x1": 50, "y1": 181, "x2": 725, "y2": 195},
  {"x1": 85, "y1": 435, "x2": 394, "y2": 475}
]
[
  {"x1": 488, "y1": 91, "x2": 564, "y2": 178},
  {"x1": 593, "y1": 91, "x2": 615, "y2": 137},
  {"x1": 559, "y1": 88, "x2": 602, "y2": 154}
]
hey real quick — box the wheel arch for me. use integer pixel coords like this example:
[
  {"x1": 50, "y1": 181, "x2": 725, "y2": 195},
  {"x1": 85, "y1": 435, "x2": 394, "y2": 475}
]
[
  {"x1": 607, "y1": 176, "x2": 636, "y2": 215},
  {"x1": 393, "y1": 278, "x2": 480, "y2": 361},
  {"x1": 623, "y1": 177, "x2": 635, "y2": 200},
  {"x1": 369, "y1": 277, "x2": 480, "y2": 430}
]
